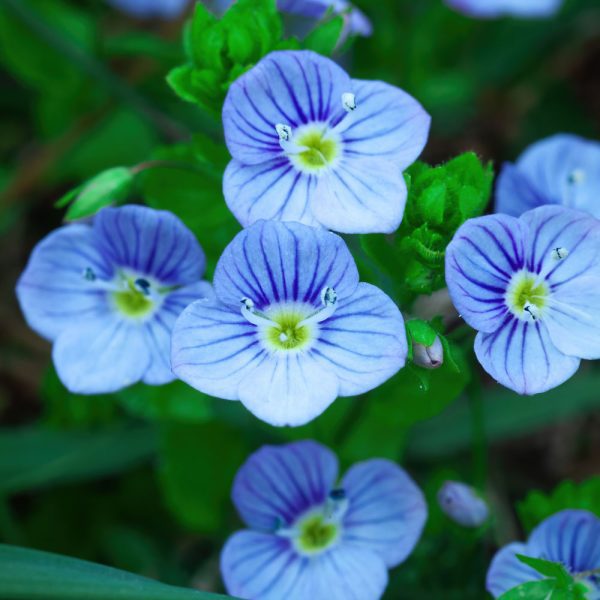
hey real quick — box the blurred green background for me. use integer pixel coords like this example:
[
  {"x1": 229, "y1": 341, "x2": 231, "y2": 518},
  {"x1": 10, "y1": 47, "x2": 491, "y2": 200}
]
[{"x1": 0, "y1": 0, "x2": 599, "y2": 598}]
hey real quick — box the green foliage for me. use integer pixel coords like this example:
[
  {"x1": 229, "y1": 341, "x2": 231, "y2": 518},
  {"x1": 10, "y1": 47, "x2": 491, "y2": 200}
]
[
  {"x1": 361, "y1": 153, "x2": 493, "y2": 305},
  {"x1": 56, "y1": 166, "x2": 134, "y2": 220},
  {"x1": 303, "y1": 16, "x2": 345, "y2": 55},
  {"x1": 517, "y1": 477, "x2": 600, "y2": 533},
  {"x1": 158, "y1": 423, "x2": 247, "y2": 534},
  {"x1": 0, "y1": 544, "x2": 235, "y2": 599},
  {"x1": 167, "y1": 0, "x2": 297, "y2": 115}
]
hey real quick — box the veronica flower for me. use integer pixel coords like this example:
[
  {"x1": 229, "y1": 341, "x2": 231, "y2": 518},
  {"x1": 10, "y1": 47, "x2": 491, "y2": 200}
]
[
  {"x1": 496, "y1": 134, "x2": 600, "y2": 220},
  {"x1": 444, "y1": 0, "x2": 562, "y2": 18},
  {"x1": 445, "y1": 205, "x2": 600, "y2": 395},
  {"x1": 106, "y1": 0, "x2": 189, "y2": 19},
  {"x1": 222, "y1": 50, "x2": 430, "y2": 234},
  {"x1": 16, "y1": 205, "x2": 211, "y2": 394},
  {"x1": 172, "y1": 220, "x2": 407, "y2": 426},
  {"x1": 486, "y1": 510, "x2": 600, "y2": 598},
  {"x1": 221, "y1": 440, "x2": 427, "y2": 600},
  {"x1": 437, "y1": 481, "x2": 489, "y2": 528}
]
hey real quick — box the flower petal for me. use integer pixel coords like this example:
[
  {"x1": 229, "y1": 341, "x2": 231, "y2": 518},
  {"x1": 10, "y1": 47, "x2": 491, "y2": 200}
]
[
  {"x1": 53, "y1": 314, "x2": 151, "y2": 394},
  {"x1": 93, "y1": 205, "x2": 205, "y2": 286},
  {"x1": 341, "y1": 459, "x2": 427, "y2": 568},
  {"x1": 527, "y1": 510, "x2": 600, "y2": 573},
  {"x1": 16, "y1": 224, "x2": 112, "y2": 341},
  {"x1": 213, "y1": 220, "x2": 359, "y2": 310},
  {"x1": 485, "y1": 542, "x2": 538, "y2": 598},
  {"x1": 293, "y1": 544, "x2": 388, "y2": 600},
  {"x1": 143, "y1": 282, "x2": 214, "y2": 385},
  {"x1": 495, "y1": 162, "x2": 545, "y2": 217},
  {"x1": 445, "y1": 0, "x2": 562, "y2": 18},
  {"x1": 223, "y1": 50, "x2": 351, "y2": 165},
  {"x1": 223, "y1": 158, "x2": 321, "y2": 229},
  {"x1": 336, "y1": 79, "x2": 430, "y2": 168},
  {"x1": 237, "y1": 352, "x2": 340, "y2": 426},
  {"x1": 315, "y1": 282, "x2": 407, "y2": 396},
  {"x1": 231, "y1": 441, "x2": 339, "y2": 529},
  {"x1": 171, "y1": 298, "x2": 264, "y2": 401},
  {"x1": 474, "y1": 318, "x2": 580, "y2": 395},
  {"x1": 221, "y1": 531, "x2": 303, "y2": 600},
  {"x1": 445, "y1": 214, "x2": 526, "y2": 333},
  {"x1": 311, "y1": 159, "x2": 407, "y2": 234}
]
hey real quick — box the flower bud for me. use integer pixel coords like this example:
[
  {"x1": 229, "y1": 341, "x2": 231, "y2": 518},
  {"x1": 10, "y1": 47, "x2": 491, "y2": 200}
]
[
  {"x1": 438, "y1": 481, "x2": 489, "y2": 527},
  {"x1": 413, "y1": 335, "x2": 444, "y2": 369}
]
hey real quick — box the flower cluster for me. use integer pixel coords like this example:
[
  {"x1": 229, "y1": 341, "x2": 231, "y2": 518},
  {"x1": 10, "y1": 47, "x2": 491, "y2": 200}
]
[{"x1": 221, "y1": 441, "x2": 427, "y2": 600}]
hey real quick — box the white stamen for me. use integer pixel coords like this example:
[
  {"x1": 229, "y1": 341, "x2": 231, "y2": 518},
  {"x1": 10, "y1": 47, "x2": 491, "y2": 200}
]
[
  {"x1": 274, "y1": 518, "x2": 299, "y2": 539},
  {"x1": 82, "y1": 267, "x2": 96, "y2": 281},
  {"x1": 275, "y1": 123, "x2": 292, "y2": 142},
  {"x1": 551, "y1": 247, "x2": 569, "y2": 261},
  {"x1": 342, "y1": 92, "x2": 356, "y2": 112},
  {"x1": 567, "y1": 169, "x2": 585, "y2": 185},
  {"x1": 240, "y1": 297, "x2": 279, "y2": 328},
  {"x1": 297, "y1": 286, "x2": 338, "y2": 328},
  {"x1": 324, "y1": 488, "x2": 349, "y2": 522},
  {"x1": 279, "y1": 331, "x2": 289, "y2": 342},
  {"x1": 523, "y1": 303, "x2": 540, "y2": 322}
]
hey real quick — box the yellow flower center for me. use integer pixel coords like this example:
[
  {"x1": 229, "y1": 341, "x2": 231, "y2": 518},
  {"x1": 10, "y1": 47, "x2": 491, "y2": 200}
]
[
  {"x1": 263, "y1": 309, "x2": 313, "y2": 351},
  {"x1": 506, "y1": 272, "x2": 548, "y2": 319},
  {"x1": 294, "y1": 127, "x2": 339, "y2": 171},
  {"x1": 296, "y1": 514, "x2": 339, "y2": 555},
  {"x1": 113, "y1": 278, "x2": 154, "y2": 318}
]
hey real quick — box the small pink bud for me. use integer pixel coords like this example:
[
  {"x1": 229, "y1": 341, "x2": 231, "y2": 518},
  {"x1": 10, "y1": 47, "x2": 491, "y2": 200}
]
[{"x1": 413, "y1": 335, "x2": 444, "y2": 369}]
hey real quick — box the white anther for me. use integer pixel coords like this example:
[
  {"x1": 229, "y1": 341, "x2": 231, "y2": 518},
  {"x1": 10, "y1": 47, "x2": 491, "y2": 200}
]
[
  {"x1": 321, "y1": 286, "x2": 337, "y2": 307},
  {"x1": 342, "y1": 92, "x2": 356, "y2": 112},
  {"x1": 279, "y1": 331, "x2": 289, "y2": 342},
  {"x1": 275, "y1": 123, "x2": 292, "y2": 142},
  {"x1": 134, "y1": 278, "x2": 151, "y2": 296},
  {"x1": 82, "y1": 267, "x2": 96, "y2": 281},
  {"x1": 551, "y1": 247, "x2": 569, "y2": 261},
  {"x1": 241, "y1": 297, "x2": 254, "y2": 310},
  {"x1": 523, "y1": 303, "x2": 540, "y2": 322},
  {"x1": 297, "y1": 286, "x2": 338, "y2": 328},
  {"x1": 567, "y1": 169, "x2": 585, "y2": 185},
  {"x1": 240, "y1": 297, "x2": 279, "y2": 328},
  {"x1": 325, "y1": 489, "x2": 349, "y2": 522}
]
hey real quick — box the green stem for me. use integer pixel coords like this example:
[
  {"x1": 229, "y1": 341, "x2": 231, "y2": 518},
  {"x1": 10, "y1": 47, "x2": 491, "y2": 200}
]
[
  {"x1": 467, "y1": 373, "x2": 487, "y2": 490},
  {"x1": 2, "y1": 0, "x2": 187, "y2": 141},
  {"x1": 0, "y1": 497, "x2": 23, "y2": 546}
]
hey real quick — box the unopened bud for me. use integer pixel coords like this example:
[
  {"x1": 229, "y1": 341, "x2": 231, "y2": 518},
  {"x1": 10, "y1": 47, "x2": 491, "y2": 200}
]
[
  {"x1": 413, "y1": 335, "x2": 444, "y2": 369},
  {"x1": 438, "y1": 481, "x2": 489, "y2": 528}
]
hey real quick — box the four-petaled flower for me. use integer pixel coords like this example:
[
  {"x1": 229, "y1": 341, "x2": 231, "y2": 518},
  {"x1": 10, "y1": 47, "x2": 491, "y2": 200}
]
[
  {"x1": 222, "y1": 50, "x2": 430, "y2": 234},
  {"x1": 172, "y1": 219, "x2": 407, "y2": 426},
  {"x1": 486, "y1": 510, "x2": 600, "y2": 598},
  {"x1": 221, "y1": 440, "x2": 427, "y2": 600},
  {"x1": 16, "y1": 205, "x2": 212, "y2": 394},
  {"x1": 496, "y1": 134, "x2": 600, "y2": 220},
  {"x1": 444, "y1": 0, "x2": 563, "y2": 19},
  {"x1": 445, "y1": 205, "x2": 600, "y2": 395}
]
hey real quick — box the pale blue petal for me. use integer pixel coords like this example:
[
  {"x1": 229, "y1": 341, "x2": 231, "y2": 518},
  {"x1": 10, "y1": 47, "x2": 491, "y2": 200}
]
[
  {"x1": 223, "y1": 158, "x2": 321, "y2": 229},
  {"x1": 53, "y1": 315, "x2": 151, "y2": 394},
  {"x1": 312, "y1": 159, "x2": 407, "y2": 234},
  {"x1": 486, "y1": 542, "x2": 538, "y2": 598},
  {"x1": 315, "y1": 283, "x2": 407, "y2": 396},
  {"x1": 342, "y1": 459, "x2": 426, "y2": 568},
  {"x1": 292, "y1": 544, "x2": 388, "y2": 600},
  {"x1": 237, "y1": 352, "x2": 340, "y2": 426},
  {"x1": 232, "y1": 441, "x2": 338, "y2": 530},
  {"x1": 223, "y1": 50, "x2": 351, "y2": 165},
  {"x1": 437, "y1": 481, "x2": 489, "y2": 528},
  {"x1": 335, "y1": 80, "x2": 430, "y2": 168},
  {"x1": 221, "y1": 531, "x2": 303, "y2": 600},
  {"x1": 446, "y1": 0, "x2": 562, "y2": 18},
  {"x1": 93, "y1": 205, "x2": 205, "y2": 286},
  {"x1": 520, "y1": 205, "x2": 600, "y2": 284},
  {"x1": 474, "y1": 318, "x2": 580, "y2": 395},
  {"x1": 143, "y1": 282, "x2": 214, "y2": 385},
  {"x1": 213, "y1": 220, "x2": 359, "y2": 311},
  {"x1": 107, "y1": 0, "x2": 189, "y2": 18},
  {"x1": 495, "y1": 162, "x2": 546, "y2": 217},
  {"x1": 527, "y1": 510, "x2": 600, "y2": 573},
  {"x1": 16, "y1": 224, "x2": 112, "y2": 341},
  {"x1": 171, "y1": 298, "x2": 263, "y2": 400},
  {"x1": 445, "y1": 214, "x2": 526, "y2": 333}
]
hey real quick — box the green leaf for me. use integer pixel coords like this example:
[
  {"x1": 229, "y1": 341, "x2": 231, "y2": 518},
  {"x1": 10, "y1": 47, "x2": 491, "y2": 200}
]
[
  {"x1": 158, "y1": 423, "x2": 247, "y2": 534},
  {"x1": 0, "y1": 426, "x2": 157, "y2": 495},
  {"x1": 516, "y1": 555, "x2": 572, "y2": 584},
  {"x1": 303, "y1": 16, "x2": 344, "y2": 56},
  {"x1": 0, "y1": 544, "x2": 235, "y2": 599},
  {"x1": 61, "y1": 167, "x2": 134, "y2": 221},
  {"x1": 517, "y1": 477, "x2": 600, "y2": 533},
  {"x1": 406, "y1": 319, "x2": 438, "y2": 347},
  {"x1": 498, "y1": 579, "x2": 561, "y2": 600}
]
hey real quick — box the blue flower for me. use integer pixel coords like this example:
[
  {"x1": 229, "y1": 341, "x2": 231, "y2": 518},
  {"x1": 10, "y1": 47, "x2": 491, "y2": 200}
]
[
  {"x1": 444, "y1": 0, "x2": 562, "y2": 18},
  {"x1": 172, "y1": 220, "x2": 407, "y2": 426},
  {"x1": 221, "y1": 440, "x2": 427, "y2": 600},
  {"x1": 445, "y1": 205, "x2": 600, "y2": 395},
  {"x1": 437, "y1": 481, "x2": 489, "y2": 528},
  {"x1": 107, "y1": 0, "x2": 189, "y2": 19},
  {"x1": 486, "y1": 510, "x2": 600, "y2": 598},
  {"x1": 222, "y1": 50, "x2": 430, "y2": 234},
  {"x1": 16, "y1": 205, "x2": 211, "y2": 394},
  {"x1": 496, "y1": 134, "x2": 600, "y2": 220}
]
